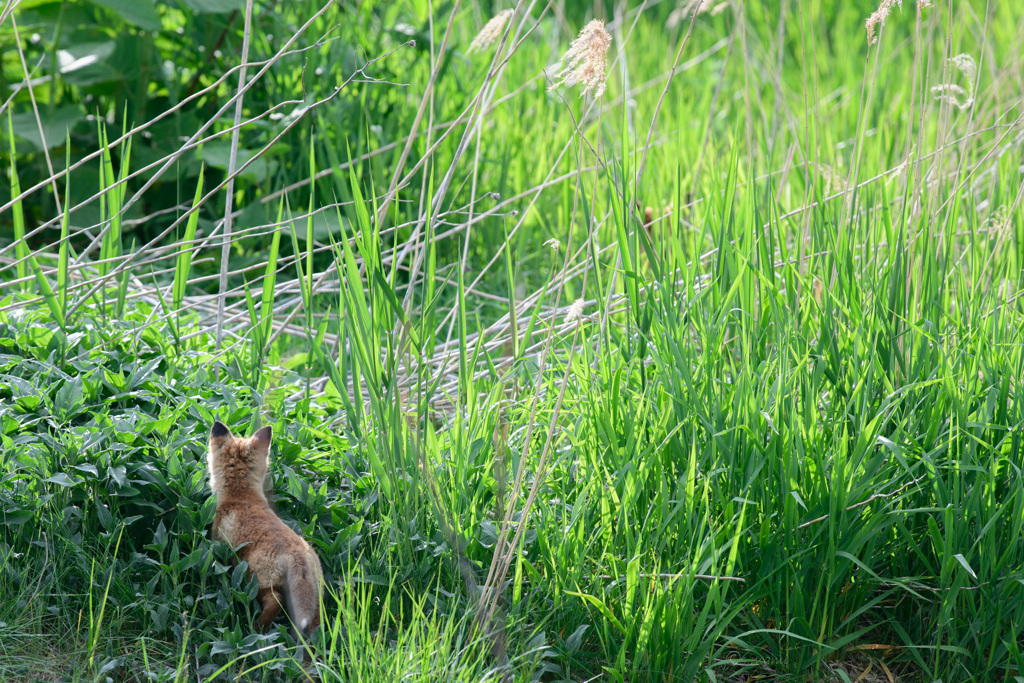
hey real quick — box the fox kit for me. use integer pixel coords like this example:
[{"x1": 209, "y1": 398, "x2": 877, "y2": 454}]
[{"x1": 207, "y1": 420, "x2": 323, "y2": 656}]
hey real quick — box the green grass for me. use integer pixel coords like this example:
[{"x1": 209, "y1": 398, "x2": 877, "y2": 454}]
[{"x1": 2, "y1": 0, "x2": 1024, "y2": 681}]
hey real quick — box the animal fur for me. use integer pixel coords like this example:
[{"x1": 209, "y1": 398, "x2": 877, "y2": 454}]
[{"x1": 207, "y1": 420, "x2": 323, "y2": 658}]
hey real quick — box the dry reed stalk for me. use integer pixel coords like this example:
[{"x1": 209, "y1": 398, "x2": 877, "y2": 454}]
[
  {"x1": 399, "y1": 2, "x2": 549, "y2": 321},
  {"x1": 636, "y1": 2, "x2": 700, "y2": 187},
  {"x1": 374, "y1": 1, "x2": 462, "y2": 225},
  {"x1": 0, "y1": 0, "x2": 26, "y2": 26},
  {"x1": 60, "y1": 1, "x2": 340, "y2": 317},
  {"x1": 9, "y1": 15, "x2": 63, "y2": 215},
  {"x1": 216, "y1": 0, "x2": 255, "y2": 350},
  {"x1": 0, "y1": 37, "x2": 335, "y2": 226}
]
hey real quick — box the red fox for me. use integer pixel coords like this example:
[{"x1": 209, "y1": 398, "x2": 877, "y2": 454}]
[{"x1": 207, "y1": 420, "x2": 323, "y2": 659}]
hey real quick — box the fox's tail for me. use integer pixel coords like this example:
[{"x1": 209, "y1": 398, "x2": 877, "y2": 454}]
[{"x1": 285, "y1": 550, "x2": 323, "y2": 660}]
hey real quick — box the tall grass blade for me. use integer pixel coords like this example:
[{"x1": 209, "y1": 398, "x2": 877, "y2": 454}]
[
  {"x1": 7, "y1": 112, "x2": 29, "y2": 292},
  {"x1": 173, "y1": 165, "x2": 205, "y2": 312},
  {"x1": 259, "y1": 199, "x2": 284, "y2": 347}
]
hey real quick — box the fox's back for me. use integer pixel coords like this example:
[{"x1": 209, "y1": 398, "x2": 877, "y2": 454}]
[{"x1": 213, "y1": 491, "x2": 321, "y2": 587}]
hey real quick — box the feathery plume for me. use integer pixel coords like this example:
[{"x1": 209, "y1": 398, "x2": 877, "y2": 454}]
[
  {"x1": 949, "y1": 53, "x2": 977, "y2": 83},
  {"x1": 549, "y1": 20, "x2": 612, "y2": 99},
  {"x1": 565, "y1": 298, "x2": 585, "y2": 323},
  {"x1": 543, "y1": 238, "x2": 561, "y2": 254},
  {"x1": 866, "y1": 1, "x2": 932, "y2": 47},
  {"x1": 932, "y1": 53, "x2": 976, "y2": 110},
  {"x1": 931, "y1": 84, "x2": 971, "y2": 110},
  {"x1": 885, "y1": 146, "x2": 915, "y2": 186},
  {"x1": 668, "y1": 0, "x2": 730, "y2": 28},
  {"x1": 469, "y1": 9, "x2": 513, "y2": 53}
]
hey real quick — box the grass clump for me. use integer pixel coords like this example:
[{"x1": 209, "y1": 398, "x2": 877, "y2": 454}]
[{"x1": 3, "y1": 1, "x2": 1024, "y2": 681}]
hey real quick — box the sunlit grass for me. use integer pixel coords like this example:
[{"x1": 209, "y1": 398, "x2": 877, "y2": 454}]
[{"x1": 2, "y1": 1, "x2": 1024, "y2": 681}]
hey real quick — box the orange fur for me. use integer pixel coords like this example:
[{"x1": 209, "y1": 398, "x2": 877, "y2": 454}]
[{"x1": 207, "y1": 421, "x2": 323, "y2": 660}]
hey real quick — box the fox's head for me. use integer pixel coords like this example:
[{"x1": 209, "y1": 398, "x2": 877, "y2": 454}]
[{"x1": 207, "y1": 421, "x2": 272, "y2": 497}]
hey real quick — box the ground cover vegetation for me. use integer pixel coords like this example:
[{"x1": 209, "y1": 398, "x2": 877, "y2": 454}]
[{"x1": 2, "y1": 0, "x2": 1024, "y2": 680}]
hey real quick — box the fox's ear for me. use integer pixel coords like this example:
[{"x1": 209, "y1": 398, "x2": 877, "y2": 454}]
[
  {"x1": 211, "y1": 421, "x2": 233, "y2": 439},
  {"x1": 252, "y1": 425, "x2": 272, "y2": 454}
]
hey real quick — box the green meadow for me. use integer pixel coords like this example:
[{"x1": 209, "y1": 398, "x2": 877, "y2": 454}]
[{"x1": 2, "y1": 0, "x2": 1023, "y2": 680}]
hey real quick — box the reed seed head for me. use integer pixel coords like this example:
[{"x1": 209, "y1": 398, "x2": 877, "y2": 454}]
[
  {"x1": 549, "y1": 20, "x2": 612, "y2": 99},
  {"x1": 668, "y1": 0, "x2": 730, "y2": 28},
  {"x1": 865, "y1": 0, "x2": 932, "y2": 46},
  {"x1": 565, "y1": 298, "x2": 585, "y2": 323},
  {"x1": 469, "y1": 9, "x2": 513, "y2": 53},
  {"x1": 813, "y1": 163, "x2": 848, "y2": 196},
  {"x1": 932, "y1": 53, "x2": 976, "y2": 110},
  {"x1": 949, "y1": 53, "x2": 977, "y2": 84},
  {"x1": 931, "y1": 84, "x2": 972, "y2": 110}
]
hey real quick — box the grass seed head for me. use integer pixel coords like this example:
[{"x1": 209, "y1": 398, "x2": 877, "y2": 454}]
[
  {"x1": 932, "y1": 53, "x2": 977, "y2": 110},
  {"x1": 668, "y1": 0, "x2": 730, "y2": 28},
  {"x1": 865, "y1": 0, "x2": 901, "y2": 46},
  {"x1": 469, "y1": 9, "x2": 513, "y2": 53},
  {"x1": 949, "y1": 53, "x2": 977, "y2": 84},
  {"x1": 931, "y1": 84, "x2": 972, "y2": 110},
  {"x1": 565, "y1": 298, "x2": 585, "y2": 323},
  {"x1": 549, "y1": 20, "x2": 612, "y2": 99},
  {"x1": 813, "y1": 163, "x2": 848, "y2": 196},
  {"x1": 865, "y1": 0, "x2": 931, "y2": 46}
]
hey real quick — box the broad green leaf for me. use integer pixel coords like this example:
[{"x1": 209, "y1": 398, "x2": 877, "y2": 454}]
[
  {"x1": 199, "y1": 143, "x2": 270, "y2": 183},
  {"x1": 8, "y1": 105, "x2": 83, "y2": 152},
  {"x1": 177, "y1": 0, "x2": 243, "y2": 12},
  {"x1": 88, "y1": 0, "x2": 160, "y2": 31},
  {"x1": 44, "y1": 472, "x2": 80, "y2": 487}
]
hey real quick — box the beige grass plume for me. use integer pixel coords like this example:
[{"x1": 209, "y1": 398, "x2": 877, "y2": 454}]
[
  {"x1": 565, "y1": 298, "x2": 585, "y2": 323},
  {"x1": 866, "y1": 0, "x2": 932, "y2": 46},
  {"x1": 948, "y1": 53, "x2": 977, "y2": 84},
  {"x1": 470, "y1": 9, "x2": 513, "y2": 53},
  {"x1": 668, "y1": 0, "x2": 730, "y2": 28},
  {"x1": 932, "y1": 53, "x2": 976, "y2": 110},
  {"x1": 549, "y1": 20, "x2": 612, "y2": 99}
]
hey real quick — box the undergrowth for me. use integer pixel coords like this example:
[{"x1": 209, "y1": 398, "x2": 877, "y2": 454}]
[{"x1": 3, "y1": 0, "x2": 1024, "y2": 681}]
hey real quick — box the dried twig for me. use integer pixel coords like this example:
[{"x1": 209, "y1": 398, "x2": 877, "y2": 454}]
[
  {"x1": 216, "y1": 0, "x2": 255, "y2": 350},
  {"x1": 797, "y1": 476, "x2": 926, "y2": 530}
]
